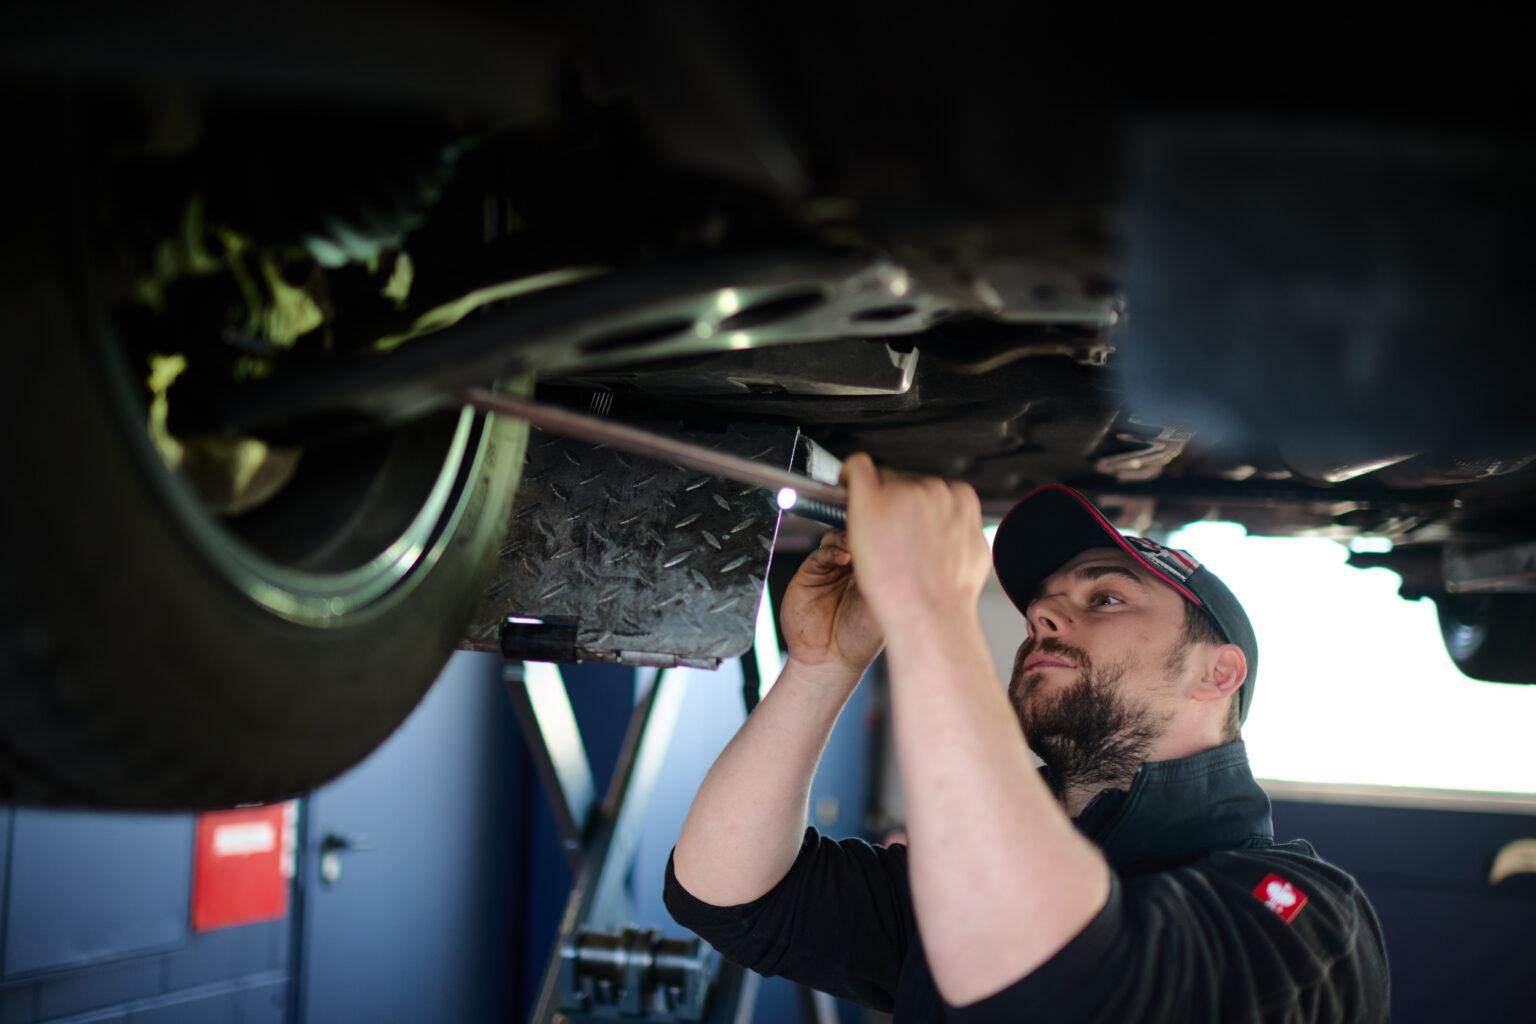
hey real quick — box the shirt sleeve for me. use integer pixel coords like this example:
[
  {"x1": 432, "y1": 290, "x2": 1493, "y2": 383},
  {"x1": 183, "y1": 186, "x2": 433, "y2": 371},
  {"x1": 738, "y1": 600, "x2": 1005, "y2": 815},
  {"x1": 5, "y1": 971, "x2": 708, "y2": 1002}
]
[
  {"x1": 946, "y1": 846, "x2": 1391, "y2": 1024},
  {"x1": 663, "y1": 827, "x2": 914, "y2": 1011}
]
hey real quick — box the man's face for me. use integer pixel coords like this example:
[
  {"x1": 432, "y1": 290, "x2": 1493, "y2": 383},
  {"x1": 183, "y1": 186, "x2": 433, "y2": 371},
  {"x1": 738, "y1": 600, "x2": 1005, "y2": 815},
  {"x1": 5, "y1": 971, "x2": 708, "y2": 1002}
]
[{"x1": 1008, "y1": 547, "x2": 1198, "y2": 796}]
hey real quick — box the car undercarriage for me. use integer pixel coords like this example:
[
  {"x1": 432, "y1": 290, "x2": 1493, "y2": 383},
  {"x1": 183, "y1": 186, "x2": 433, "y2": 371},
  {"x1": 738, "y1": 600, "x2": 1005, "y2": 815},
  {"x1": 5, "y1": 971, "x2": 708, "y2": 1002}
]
[{"x1": 3, "y1": 3, "x2": 1533, "y2": 807}]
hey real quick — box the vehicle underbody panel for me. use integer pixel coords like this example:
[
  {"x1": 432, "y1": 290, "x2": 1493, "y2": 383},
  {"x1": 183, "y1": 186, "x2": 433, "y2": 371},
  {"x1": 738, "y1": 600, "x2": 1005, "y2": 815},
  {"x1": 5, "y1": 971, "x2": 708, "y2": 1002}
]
[{"x1": 8, "y1": 3, "x2": 1534, "y2": 688}]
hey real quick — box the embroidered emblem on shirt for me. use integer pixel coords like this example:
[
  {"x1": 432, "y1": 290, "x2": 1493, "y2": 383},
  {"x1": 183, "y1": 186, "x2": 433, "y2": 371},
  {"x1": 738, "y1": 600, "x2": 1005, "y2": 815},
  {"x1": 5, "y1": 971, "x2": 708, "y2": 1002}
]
[{"x1": 1253, "y1": 873, "x2": 1308, "y2": 923}]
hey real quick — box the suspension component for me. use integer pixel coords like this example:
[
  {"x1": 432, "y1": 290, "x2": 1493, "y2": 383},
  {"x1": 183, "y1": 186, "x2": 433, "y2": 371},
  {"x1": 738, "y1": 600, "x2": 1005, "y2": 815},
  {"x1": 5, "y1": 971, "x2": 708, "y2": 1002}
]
[{"x1": 559, "y1": 928, "x2": 714, "y2": 1020}]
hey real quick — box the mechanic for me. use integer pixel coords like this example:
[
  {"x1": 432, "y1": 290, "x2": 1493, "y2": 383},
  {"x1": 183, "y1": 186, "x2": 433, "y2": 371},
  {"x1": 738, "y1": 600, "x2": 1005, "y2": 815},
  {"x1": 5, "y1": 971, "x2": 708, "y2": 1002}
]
[{"x1": 664, "y1": 454, "x2": 1391, "y2": 1022}]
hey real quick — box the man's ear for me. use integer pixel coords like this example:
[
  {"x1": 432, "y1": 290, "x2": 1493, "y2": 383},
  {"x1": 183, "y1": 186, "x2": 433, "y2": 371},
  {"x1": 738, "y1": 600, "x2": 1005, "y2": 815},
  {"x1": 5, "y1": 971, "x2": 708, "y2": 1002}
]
[{"x1": 1195, "y1": 644, "x2": 1247, "y2": 703}]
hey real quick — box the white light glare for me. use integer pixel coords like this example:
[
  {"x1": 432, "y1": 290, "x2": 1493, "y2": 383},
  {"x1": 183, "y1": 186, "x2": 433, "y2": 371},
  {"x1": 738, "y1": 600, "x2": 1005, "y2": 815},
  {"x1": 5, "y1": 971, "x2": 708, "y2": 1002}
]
[{"x1": 776, "y1": 487, "x2": 799, "y2": 511}]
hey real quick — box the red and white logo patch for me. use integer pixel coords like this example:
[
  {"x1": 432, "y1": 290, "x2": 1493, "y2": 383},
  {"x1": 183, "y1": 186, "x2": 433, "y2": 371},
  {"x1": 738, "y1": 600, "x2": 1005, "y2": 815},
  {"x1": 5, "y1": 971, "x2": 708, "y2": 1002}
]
[{"x1": 1253, "y1": 873, "x2": 1308, "y2": 923}]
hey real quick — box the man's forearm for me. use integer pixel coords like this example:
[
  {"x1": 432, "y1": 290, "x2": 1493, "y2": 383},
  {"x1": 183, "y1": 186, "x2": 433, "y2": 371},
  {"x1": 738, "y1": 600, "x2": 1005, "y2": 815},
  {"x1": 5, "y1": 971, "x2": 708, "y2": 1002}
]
[
  {"x1": 884, "y1": 609, "x2": 1110, "y2": 1007},
  {"x1": 671, "y1": 658, "x2": 863, "y2": 906}
]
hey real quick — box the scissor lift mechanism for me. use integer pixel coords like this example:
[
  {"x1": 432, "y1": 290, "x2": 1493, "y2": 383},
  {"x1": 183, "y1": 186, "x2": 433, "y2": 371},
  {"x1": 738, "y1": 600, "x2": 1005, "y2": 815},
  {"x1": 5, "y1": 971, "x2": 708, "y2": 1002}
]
[
  {"x1": 491, "y1": 421, "x2": 848, "y2": 1022},
  {"x1": 505, "y1": 658, "x2": 746, "y2": 1022}
]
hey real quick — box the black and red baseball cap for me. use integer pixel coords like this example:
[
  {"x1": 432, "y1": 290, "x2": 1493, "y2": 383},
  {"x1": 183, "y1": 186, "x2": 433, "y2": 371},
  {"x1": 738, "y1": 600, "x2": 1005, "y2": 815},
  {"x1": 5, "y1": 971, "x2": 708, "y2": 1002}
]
[{"x1": 991, "y1": 485, "x2": 1260, "y2": 723}]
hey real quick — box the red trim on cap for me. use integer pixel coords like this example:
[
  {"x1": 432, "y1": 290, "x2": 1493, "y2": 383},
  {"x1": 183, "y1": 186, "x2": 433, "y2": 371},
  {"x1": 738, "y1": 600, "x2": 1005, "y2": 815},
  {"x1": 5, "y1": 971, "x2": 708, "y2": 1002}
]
[
  {"x1": 1167, "y1": 548, "x2": 1199, "y2": 571},
  {"x1": 1002, "y1": 485, "x2": 1206, "y2": 608}
]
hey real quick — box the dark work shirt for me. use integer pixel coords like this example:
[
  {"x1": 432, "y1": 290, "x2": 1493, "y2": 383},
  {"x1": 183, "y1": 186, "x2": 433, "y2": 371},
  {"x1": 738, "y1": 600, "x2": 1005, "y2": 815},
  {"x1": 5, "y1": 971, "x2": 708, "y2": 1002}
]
[{"x1": 664, "y1": 742, "x2": 1390, "y2": 1022}]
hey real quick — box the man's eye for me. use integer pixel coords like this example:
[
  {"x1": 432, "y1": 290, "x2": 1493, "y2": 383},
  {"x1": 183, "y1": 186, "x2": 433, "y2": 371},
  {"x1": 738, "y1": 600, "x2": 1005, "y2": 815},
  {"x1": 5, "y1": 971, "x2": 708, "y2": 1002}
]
[{"x1": 1089, "y1": 592, "x2": 1125, "y2": 607}]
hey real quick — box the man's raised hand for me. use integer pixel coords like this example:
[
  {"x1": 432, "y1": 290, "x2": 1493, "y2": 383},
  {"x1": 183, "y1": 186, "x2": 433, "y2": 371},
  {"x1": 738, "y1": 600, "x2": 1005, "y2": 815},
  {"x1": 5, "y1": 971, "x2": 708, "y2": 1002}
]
[
  {"x1": 779, "y1": 528, "x2": 884, "y2": 687},
  {"x1": 840, "y1": 452, "x2": 992, "y2": 634}
]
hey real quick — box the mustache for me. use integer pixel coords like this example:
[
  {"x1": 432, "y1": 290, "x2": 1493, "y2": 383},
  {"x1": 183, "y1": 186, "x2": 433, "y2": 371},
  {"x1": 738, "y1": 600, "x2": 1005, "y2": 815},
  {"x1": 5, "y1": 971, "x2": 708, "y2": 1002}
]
[
  {"x1": 1014, "y1": 636, "x2": 1090, "y2": 672},
  {"x1": 1010, "y1": 636, "x2": 1091, "y2": 700}
]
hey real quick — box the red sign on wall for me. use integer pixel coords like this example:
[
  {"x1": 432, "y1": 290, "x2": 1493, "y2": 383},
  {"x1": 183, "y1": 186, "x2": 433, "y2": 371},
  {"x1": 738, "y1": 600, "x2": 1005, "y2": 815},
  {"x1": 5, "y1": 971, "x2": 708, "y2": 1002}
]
[{"x1": 192, "y1": 802, "x2": 297, "y2": 931}]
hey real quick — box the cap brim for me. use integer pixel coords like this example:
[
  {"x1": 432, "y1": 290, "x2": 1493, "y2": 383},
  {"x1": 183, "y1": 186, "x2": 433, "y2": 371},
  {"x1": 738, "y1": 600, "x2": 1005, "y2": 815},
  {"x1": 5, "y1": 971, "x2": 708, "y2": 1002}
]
[{"x1": 992, "y1": 485, "x2": 1204, "y2": 615}]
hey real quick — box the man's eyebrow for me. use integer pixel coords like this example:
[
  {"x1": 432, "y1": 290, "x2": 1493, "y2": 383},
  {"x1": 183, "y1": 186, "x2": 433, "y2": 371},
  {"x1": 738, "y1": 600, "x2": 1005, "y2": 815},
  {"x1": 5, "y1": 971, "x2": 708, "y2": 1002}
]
[
  {"x1": 1073, "y1": 564, "x2": 1148, "y2": 588},
  {"x1": 1029, "y1": 562, "x2": 1147, "y2": 603}
]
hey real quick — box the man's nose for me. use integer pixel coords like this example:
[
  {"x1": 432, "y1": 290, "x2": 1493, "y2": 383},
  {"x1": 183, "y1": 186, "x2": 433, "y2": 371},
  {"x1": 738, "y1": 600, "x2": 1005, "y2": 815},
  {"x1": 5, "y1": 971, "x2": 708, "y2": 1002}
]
[{"x1": 1027, "y1": 595, "x2": 1070, "y2": 636}]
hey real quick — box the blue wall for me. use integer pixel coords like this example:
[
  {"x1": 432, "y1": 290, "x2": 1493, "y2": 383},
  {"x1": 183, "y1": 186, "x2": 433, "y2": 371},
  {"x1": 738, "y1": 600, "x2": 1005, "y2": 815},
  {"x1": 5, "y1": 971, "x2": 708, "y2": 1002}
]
[
  {"x1": 298, "y1": 653, "x2": 523, "y2": 1023},
  {"x1": 628, "y1": 659, "x2": 878, "y2": 1024},
  {"x1": 0, "y1": 806, "x2": 288, "y2": 1024},
  {"x1": 1271, "y1": 797, "x2": 1536, "y2": 1024},
  {"x1": 0, "y1": 650, "x2": 880, "y2": 1024},
  {"x1": 517, "y1": 656, "x2": 879, "y2": 1023},
  {"x1": 513, "y1": 660, "x2": 637, "y2": 1015}
]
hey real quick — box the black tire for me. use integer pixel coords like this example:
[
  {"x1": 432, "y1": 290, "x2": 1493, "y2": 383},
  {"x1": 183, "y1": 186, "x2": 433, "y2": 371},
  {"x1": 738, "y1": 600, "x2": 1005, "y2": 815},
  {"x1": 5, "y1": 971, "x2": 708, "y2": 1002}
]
[
  {"x1": 1434, "y1": 594, "x2": 1536, "y2": 685},
  {"x1": 0, "y1": 100, "x2": 528, "y2": 810}
]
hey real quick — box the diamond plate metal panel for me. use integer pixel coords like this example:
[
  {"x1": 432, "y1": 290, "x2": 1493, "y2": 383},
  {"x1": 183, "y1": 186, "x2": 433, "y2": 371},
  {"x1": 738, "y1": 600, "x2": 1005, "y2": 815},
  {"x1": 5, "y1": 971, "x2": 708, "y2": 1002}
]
[{"x1": 465, "y1": 424, "x2": 799, "y2": 668}]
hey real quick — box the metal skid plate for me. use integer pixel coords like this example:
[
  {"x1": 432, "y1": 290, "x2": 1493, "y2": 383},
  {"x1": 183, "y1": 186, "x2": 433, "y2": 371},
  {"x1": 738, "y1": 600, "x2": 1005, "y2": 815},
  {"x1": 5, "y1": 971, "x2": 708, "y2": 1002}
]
[{"x1": 466, "y1": 423, "x2": 797, "y2": 667}]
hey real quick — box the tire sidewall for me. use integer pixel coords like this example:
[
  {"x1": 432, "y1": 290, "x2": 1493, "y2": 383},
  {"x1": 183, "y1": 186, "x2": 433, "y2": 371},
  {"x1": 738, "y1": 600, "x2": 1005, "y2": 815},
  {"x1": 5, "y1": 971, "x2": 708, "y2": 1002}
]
[{"x1": 0, "y1": 115, "x2": 528, "y2": 808}]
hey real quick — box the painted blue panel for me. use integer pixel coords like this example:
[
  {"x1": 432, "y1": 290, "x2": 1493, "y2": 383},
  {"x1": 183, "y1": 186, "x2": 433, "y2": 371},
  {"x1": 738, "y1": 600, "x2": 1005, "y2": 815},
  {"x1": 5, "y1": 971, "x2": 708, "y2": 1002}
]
[
  {"x1": 160, "y1": 922, "x2": 284, "y2": 993},
  {"x1": 520, "y1": 655, "x2": 872, "y2": 1021},
  {"x1": 46, "y1": 1008, "x2": 126, "y2": 1024},
  {"x1": 520, "y1": 755, "x2": 571, "y2": 1012},
  {"x1": 1365, "y1": 880, "x2": 1530, "y2": 1024},
  {"x1": 561, "y1": 662, "x2": 637, "y2": 798},
  {"x1": 301, "y1": 651, "x2": 519, "y2": 1024},
  {"x1": 631, "y1": 661, "x2": 749, "y2": 939},
  {"x1": 517, "y1": 661, "x2": 638, "y2": 1014},
  {"x1": 763, "y1": 666, "x2": 876, "y2": 1024},
  {"x1": 0, "y1": 807, "x2": 10, "y2": 979},
  {"x1": 239, "y1": 977, "x2": 286, "y2": 1024},
  {"x1": 0, "y1": 984, "x2": 32, "y2": 1024},
  {"x1": 3, "y1": 812, "x2": 191, "y2": 976},
  {"x1": 631, "y1": 659, "x2": 875, "y2": 1024},
  {"x1": 1273, "y1": 800, "x2": 1536, "y2": 883},
  {"x1": 124, "y1": 986, "x2": 242, "y2": 1024},
  {"x1": 32, "y1": 959, "x2": 160, "y2": 1021},
  {"x1": 1272, "y1": 799, "x2": 1536, "y2": 1024},
  {"x1": 809, "y1": 667, "x2": 876, "y2": 838},
  {"x1": 631, "y1": 660, "x2": 879, "y2": 929}
]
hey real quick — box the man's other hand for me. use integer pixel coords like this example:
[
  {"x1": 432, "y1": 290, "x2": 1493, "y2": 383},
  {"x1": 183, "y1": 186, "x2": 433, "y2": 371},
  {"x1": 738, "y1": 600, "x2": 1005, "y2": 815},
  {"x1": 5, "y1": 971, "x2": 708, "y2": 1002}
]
[
  {"x1": 780, "y1": 528, "x2": 884, "y2": 684},
  {"x1": 841, "y1": 452, "x2": 992, "y2": 633}
]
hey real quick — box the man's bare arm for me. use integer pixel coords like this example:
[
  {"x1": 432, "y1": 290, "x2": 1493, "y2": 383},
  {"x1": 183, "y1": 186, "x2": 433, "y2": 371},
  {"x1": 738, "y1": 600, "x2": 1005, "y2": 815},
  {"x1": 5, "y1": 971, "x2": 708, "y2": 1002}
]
[
  {"x1": 671, "y1": 656, "x2": 861, "y2": 905},
  {"x1": 672, "y1": 533, "x2": 883, "y2": 906},
  {"x1": 841, "y1": 455, "x2": 1112, "y2": 1007}
]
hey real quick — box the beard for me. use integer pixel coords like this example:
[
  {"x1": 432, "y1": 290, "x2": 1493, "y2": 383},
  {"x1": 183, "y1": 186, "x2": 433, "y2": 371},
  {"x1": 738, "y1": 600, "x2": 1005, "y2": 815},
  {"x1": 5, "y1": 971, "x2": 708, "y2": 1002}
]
[{"x1": 1008, "y1": 637, "x2": 1165, "y2": 802}]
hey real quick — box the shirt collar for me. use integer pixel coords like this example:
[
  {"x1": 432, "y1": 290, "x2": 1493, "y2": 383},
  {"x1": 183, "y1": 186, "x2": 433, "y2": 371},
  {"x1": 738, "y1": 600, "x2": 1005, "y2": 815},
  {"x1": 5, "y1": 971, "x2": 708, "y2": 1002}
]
[{"x1": 1071, "y1": 741, "x2": 1274, "y2": 870}]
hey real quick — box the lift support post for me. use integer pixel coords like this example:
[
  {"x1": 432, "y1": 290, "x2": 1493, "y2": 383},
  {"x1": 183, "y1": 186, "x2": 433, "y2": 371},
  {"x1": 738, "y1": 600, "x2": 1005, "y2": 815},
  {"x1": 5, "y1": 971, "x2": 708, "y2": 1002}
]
[
  {"x1": 489, "y1": 423, "x2": 817, "y2": 1021},
  {"x1": 506, "y1": 657, "x2": 762, "y2": 1023}
]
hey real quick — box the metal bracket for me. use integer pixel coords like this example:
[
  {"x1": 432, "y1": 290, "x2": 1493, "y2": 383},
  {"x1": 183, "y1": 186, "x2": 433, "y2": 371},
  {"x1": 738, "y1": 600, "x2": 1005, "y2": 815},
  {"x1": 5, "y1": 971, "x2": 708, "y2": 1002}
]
[
  {"x1": 504, "y1": 661, "x2": 596, "y2": 874},
  {"x1": 467, "y1": 423, "x2": 799, "y2": 668},
  {"x1": 1445, "y1": 540, "x2": 1536, "y2": 594},
  {"x1": 500, "y1": 442, "x2": 808, "y2": 1019},
  {"x1": 558, "y1": 927, "x2": 713, "y2": 1019}
]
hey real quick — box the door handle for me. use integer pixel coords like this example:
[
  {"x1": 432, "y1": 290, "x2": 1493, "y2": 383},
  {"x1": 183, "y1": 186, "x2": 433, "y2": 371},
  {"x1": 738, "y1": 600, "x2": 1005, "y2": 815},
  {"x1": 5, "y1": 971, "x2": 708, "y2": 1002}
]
[{"x1": 319, "y1": 832, "x2": 374, "y2": 885}]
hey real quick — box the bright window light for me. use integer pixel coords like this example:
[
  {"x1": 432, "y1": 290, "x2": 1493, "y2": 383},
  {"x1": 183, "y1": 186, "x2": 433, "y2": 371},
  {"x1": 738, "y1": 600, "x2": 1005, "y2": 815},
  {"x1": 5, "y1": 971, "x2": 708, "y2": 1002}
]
[
  {"x1": 753, "y1": 582, "x2": 785, "y2": 699},
  {"x1": 1167, "y1": 522, "x2": 1536, "y2": 795}
]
